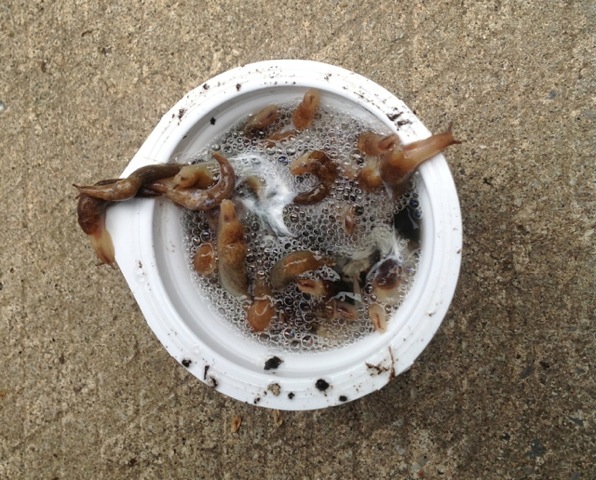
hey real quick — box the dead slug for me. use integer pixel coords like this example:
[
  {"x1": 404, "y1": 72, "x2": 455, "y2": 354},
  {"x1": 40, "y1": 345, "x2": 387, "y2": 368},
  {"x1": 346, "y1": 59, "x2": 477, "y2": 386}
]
[
  {"x1": 270, "y1": 250, "x2": 334, "y2": 290},
  {"x1": 290, "y1": 150, "x2": 338, "y2": 205},
  {"x1": 216, "y1": 199, "x2": 249, "y2": 297}
]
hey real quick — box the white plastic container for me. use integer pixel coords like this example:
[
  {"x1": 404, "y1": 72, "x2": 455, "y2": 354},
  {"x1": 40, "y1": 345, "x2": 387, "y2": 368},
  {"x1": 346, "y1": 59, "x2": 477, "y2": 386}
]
[{"x1": 107, "y1": 60, "x2": 462, "y2": 410}]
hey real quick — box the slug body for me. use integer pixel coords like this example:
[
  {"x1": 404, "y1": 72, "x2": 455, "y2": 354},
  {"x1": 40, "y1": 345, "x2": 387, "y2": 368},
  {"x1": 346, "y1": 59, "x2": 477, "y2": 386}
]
[
  {"x1": 217, "y1": 199, "x2": 249, "y2": 297},
  {"x1": 357, "y1": 132, "x2": 398, "y2": 157},
  {"x1": 150, "y1": 152, "x2": 236, "y2": 211},
  {"x1": 380, "y1": 124, "x2": 461, "y2": 189},
  {"x1": 290, "y1": 150, "x2": 338, "y2": 205},
  {"x1": 368, "y1": 303, "x2": 387, "y2": 332},
  {"x1": 369, "y1": 257, "x2": 402, "y2": 302},
  {"x1": 319, "y1": 298, "x2": 359, "y2": 322},
  {"x1": 74, "y1": 164, "x2": 182, "y2": 201},
  {"x1": 244, "y1": 105, "x2": 279, "y2": 137},
  {"x1": 193, "y1": 242, "x2": 216, "y2": 276},
  {"x1": 262, "y1": 89, "x2": 320, "y2": 146},
  {"x1": 77, "y1": 191, "x2": 115, "y2": 266},
  {"x1": 341, "y1": 205, "x2": 357, "y2": 235},
  {"x1": 246, "y1": 275, "x2": 275, "y2": 332},
  {"x1": 172, "y1": 162, "x2": 216, "y2": 189},
  {"x1": 357, "y1": 158, "x2": 383, "y2": 191},
  {"x1": 270, "y1": 250, "x2": 334, "y2": 290},
  {"x1": 295, "y1": 277, "x2": 334, "y2": 298},
  {"x1": 292, "y1": 89, "x2": 320, "y2": 131}
]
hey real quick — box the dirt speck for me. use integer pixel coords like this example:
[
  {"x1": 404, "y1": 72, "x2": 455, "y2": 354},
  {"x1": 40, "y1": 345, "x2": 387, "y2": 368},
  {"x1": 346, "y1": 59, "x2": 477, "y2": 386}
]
[
  {"x1": 315, "y1": 379, "x2": 330, "y2": 391},
  {"x1": 366, "y1": 362, "x2": 389, "y2": 375},
  {"x1": 181, "y1": 358, "x2": 191, "y2": 368},
  {"x1": 264, "y1": 356, "x2": 283, "y2": 370}
]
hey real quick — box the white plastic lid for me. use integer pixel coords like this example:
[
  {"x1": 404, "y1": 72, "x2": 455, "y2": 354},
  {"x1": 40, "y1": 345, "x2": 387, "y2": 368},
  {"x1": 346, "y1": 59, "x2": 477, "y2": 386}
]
[{"x1": 107, "y1": 60, "x2": 462, "y2": 410}]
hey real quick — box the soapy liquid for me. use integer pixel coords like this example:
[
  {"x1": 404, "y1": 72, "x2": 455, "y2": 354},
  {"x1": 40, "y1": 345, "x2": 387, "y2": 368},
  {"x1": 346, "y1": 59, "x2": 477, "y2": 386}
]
[{"x1": 183, "y1": 98, "x2": 421, "y2": 351}]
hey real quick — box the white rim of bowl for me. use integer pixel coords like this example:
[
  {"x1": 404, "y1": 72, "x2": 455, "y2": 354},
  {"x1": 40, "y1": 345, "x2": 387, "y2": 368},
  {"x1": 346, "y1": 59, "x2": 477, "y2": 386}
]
[{"x1": 107, "y1": 60, "x2": 462, "y2": 410}]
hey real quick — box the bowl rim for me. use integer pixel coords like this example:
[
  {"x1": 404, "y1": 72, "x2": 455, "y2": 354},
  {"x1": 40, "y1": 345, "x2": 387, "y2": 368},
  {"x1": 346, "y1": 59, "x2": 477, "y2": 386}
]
[{"x1": 107, "y1": 59, "x2": 462, "y2": 410}]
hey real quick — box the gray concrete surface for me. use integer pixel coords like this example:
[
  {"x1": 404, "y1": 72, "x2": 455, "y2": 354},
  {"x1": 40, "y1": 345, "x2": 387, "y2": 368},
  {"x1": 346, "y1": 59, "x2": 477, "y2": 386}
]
[{"x1": 1, "y1": 1, "x2": 594, "y2": 478}]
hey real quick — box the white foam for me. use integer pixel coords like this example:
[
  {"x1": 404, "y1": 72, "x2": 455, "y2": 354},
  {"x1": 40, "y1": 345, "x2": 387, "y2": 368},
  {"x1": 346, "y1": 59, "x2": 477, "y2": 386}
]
[{"x1": 183, "y1": 99, "x2": 421, "y2": 351}]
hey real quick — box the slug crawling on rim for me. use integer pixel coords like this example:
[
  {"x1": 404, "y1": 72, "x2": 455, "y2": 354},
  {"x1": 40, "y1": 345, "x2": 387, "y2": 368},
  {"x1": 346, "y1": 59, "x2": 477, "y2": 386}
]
[
  {"x1": 76, "y1": 188, "x2": 115, "y2": 266},
  {"x1": 74, "y1": 164, "x2": 183, "y2": 201},
  {"x1": 380, "y1": 123, "x2": 462, "y2": 195},
  {"x1": 76, "y1": 179, "x2": 163, "y2": 266},
  {"x1": 356, "y1": 124, "x2": 461, "y2": 196}
]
